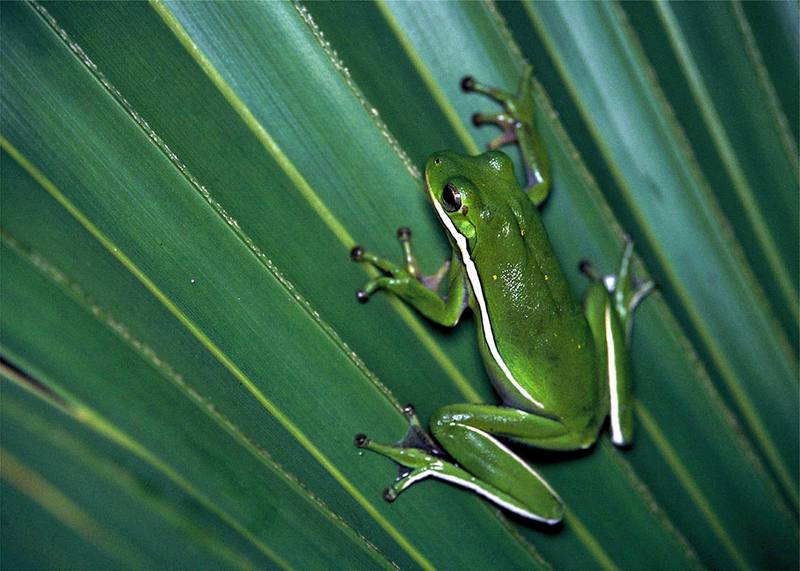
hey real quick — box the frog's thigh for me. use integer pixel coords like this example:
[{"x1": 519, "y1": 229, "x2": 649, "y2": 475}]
[{"x1": 429, "y1": 404, "x2": 567, "y2": 523}]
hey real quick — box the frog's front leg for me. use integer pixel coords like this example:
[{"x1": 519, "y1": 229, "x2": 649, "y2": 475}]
[
  {"x1": 350, "y1": 228, "x2": 469, "y2": 327},
  {"x1": 462, "y1": 63, "x2": 551, "y2": 206},
  {"x1": 357, "y1": 403, "x2": 579, "y2": 523},
  {"x1": 580, "y1": 238, "x2": 656, "y2": 446}
]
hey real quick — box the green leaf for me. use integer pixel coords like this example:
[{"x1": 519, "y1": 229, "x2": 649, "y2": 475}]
[
  {"x1": 622, "y1": 0, "x2": 799, "y2": 347},
  {"x1": 2, "y1": 1, "x2": 797, "y2": 569}
]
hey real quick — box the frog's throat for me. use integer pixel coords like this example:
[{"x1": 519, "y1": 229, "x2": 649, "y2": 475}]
[{"x1": 431, "y1": 199, "x2": 544, "y2": 409}]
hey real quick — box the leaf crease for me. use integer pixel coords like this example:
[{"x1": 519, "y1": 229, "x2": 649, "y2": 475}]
[
  {"x1": 0, "y1": 449, "x2": 147, "y2": 568},
  {"x1": 634, "y1": 405, "x2": 748, "y2": 568}
]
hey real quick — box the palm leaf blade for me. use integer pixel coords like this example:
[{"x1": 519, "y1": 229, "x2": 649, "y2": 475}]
[{"x1": 1, "y1": 1, "x2": 796, "y2": 568}]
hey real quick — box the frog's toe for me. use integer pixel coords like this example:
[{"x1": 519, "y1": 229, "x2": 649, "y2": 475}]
[
  {"x1": 350, "y1": 245, "x2": 365, "y2": 262},
  {"x1": 460, "y1": 73, "x2": 516, "y2": 107},
  {"x1": 488, "y1": 130, "x2": 518, "y2": 151},
  {"x1": 460, "y1": 75, "x2": 476, "y2": 92},
  {"x1": 629, "y1": 279, "x2": 657, "y2": 312}
]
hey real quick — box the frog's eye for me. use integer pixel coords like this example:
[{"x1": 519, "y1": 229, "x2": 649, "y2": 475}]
[{"x1": 442, "y1": 182, "x2": 462, "y2": 213}]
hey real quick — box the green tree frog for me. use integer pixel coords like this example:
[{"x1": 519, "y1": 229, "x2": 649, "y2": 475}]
[{"x1": 350, "y1": 65, "x2": 654, "y2": 524}]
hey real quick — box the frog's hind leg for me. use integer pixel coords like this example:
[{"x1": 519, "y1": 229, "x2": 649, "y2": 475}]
[
  {"x1": 356, "y1": 432, "x2": 548, "y2": 519},
  {"x1": 354, "y1": 404, "x2": 449, "y2": 502},
  {"x1": 356, "y1": 403, "x2": 572, "y2": 523},
  {"x1": 580, "y1": 237, "x2": 656, "y2": 446},
  {"x1": 430, "y1": 403, "x2": 579, "y2": 523}
]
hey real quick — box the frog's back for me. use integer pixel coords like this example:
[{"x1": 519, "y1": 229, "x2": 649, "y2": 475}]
[{"x1": 468, "y1": 192, "x2": 602, "y2": 429}]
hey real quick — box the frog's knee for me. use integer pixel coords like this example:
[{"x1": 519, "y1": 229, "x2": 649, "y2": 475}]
[
  {"x1": 575, "y1": 422, "x2": 603, "y2": 450},
  {"x1": 429, "y1": 406, "x2": 456, "y2": 436}
]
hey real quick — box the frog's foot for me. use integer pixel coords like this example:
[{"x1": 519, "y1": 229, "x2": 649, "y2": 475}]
[
  {"x1": 350, "y1": 227, "x2": 449, "y2": 303},
  {"x1": 354, "y1": 404, "x2": 448, "y2": 502},
  {"x1": 579, "y1": 236, "x2": 656, "y2": 340},
  {"x1": 461, "y1": 64, "x2": 550, "y2": 204},
  {"x1": 396, "y1": 403, "x2": 442, "y2": 453},
  {"x1": 471, "y1": 112, "x2": 520, "y2": 151},
  {"x1": 461, "y1": 74, "x2": 525, "y2": 149},
  {"x1": 357, "y1": 403, "x2": 567, "y2": 523},
  {"x1": 355, "y1": 435, "x2": 440, "y2": 503},
  {"x1": 460, "y1": 74, "x2": 520, "y2": 111}
]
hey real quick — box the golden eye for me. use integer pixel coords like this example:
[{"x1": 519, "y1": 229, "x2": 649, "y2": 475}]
[{"x1": 442, "y1": 182, "x2": 462, "y2": 213}]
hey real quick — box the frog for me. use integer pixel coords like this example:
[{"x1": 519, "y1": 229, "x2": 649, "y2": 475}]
[{"x1": 349, "y1": 64, "x2": 655, "y2": 524}]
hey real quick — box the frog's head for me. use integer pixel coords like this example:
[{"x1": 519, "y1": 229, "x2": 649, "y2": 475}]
[{"x1": 424, "y1": 150, "x2": 518, "y2": 253}]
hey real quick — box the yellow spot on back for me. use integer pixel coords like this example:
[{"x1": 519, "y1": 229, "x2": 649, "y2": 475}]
[
  {"x1": 544, "y1": 274, "x2": 550, "y2": 281},
  {"x1": 492, "y1": 274, "x2": 498, "y2": 281}
]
